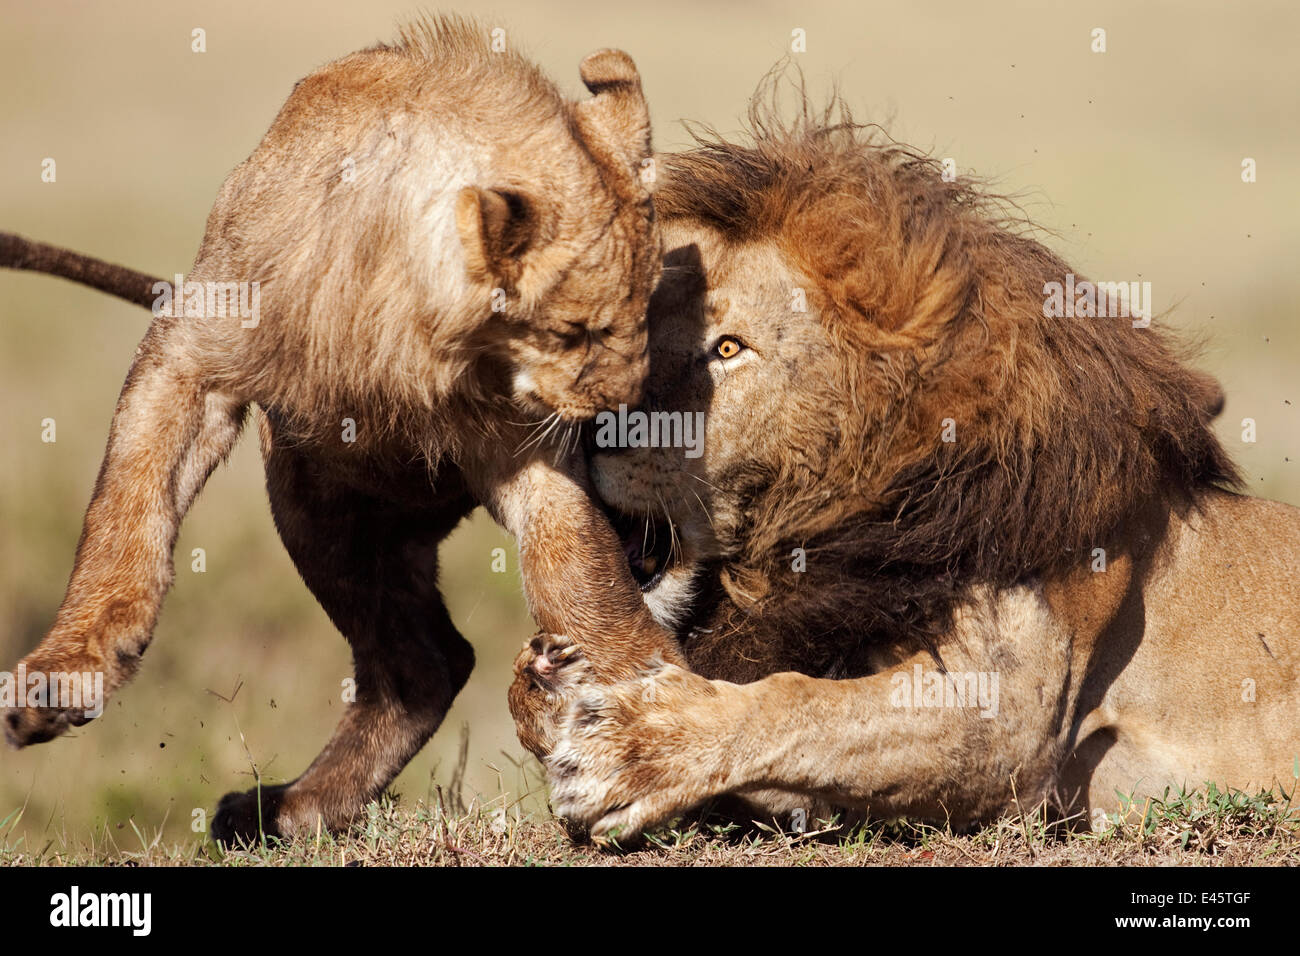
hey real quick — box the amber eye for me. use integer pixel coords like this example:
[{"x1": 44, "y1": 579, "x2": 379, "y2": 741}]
[{"x1": 712, "y1": 336, "x2": 747, "y2": 360}]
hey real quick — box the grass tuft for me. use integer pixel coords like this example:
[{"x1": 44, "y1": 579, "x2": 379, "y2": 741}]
[{"x1": 3, "y1": 782, "x2": 1296, "y2": 867}]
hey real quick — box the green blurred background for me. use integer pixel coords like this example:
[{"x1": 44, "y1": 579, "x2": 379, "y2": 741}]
[{"x1": 1, "y1": 0, "x2": 1297, "y2": 852}]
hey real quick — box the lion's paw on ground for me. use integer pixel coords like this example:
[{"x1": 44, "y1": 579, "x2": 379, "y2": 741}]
[{"x1": 210, "y1": 785, "x2": 289, "y2": 848}]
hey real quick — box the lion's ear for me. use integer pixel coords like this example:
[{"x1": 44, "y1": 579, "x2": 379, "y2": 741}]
[
  {"x1": 455, "y1": 186, "x2": 539, "y2": 285},
  {"x1": 574, "y1": 49, "x2": 653, "y2": 193}
]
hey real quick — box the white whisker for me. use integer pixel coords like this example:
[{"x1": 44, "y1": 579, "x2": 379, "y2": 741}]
[
  {"x1": 514, "y1": 411, "x2": 561, "y2": 457},
  {"x1": 689, "y1": 487, "x2": 717, "y2": 534}
]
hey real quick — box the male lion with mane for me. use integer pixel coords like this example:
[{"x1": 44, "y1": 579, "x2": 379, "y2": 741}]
[{"x1": 510, "y1": 92, "x2": 1300, "y2": 843}]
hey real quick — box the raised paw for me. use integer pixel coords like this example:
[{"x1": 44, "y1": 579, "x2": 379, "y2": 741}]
[
  {"x1": 515, "y1": 633, "x2": 588, "y2": 692},
  {"x1": 508, "y1": 633, "x2": 594, "y2": 759},
  {"x1": 2, "y1": 654, "x2": 106, "y2": 748},
  {"x1": 2, "y1": 702, "x2": 94, "y2": 748}
]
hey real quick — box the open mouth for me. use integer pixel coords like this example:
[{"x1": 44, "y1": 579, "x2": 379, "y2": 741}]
[{"x1": 607, "y1": 508, "x2": 676, "y2": 591}]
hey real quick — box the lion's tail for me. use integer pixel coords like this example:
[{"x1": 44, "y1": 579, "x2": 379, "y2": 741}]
[{"x1": 0, "y1": 230, "x2": 161, "y2": 310}]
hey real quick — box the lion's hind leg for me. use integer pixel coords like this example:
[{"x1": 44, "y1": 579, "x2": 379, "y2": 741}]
[{"x1": 210, "y1": 430, "x2": 475, "y2": 846}]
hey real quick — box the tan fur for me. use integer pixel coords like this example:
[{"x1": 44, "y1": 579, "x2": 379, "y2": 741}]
[
  {"x1": 530, "y1": 492, "x2": 1300, "y2": 842},
  {"x1": 509, "y1": 95, "x2": 1299, "y2": 843},
  {"x1": 1, "y1": 16, "x2": 674, "y2": 844}
]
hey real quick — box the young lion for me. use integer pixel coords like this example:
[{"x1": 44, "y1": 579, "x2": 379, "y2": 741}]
[{"x1": 0, "y1": 16, "x2": 676, "y2": 844}]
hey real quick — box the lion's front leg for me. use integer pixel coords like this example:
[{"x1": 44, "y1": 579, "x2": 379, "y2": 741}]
[
  {"x1": 542, "y1": 662, "x2": 1015, "y2": 845},
  {"x1": 543, "y1": 596, "x2": 1075, "y2": 843},
  {"x1": 465, "y1": 444, "x2": 686, "y2": 684},
  {"x1": 3, "y1": 321, "x2": 244, "y2": 747}
]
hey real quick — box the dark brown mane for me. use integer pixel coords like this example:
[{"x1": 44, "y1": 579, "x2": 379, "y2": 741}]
[{"x1": 658, "y1": 80, "x2": 1241, "y2": 681}]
